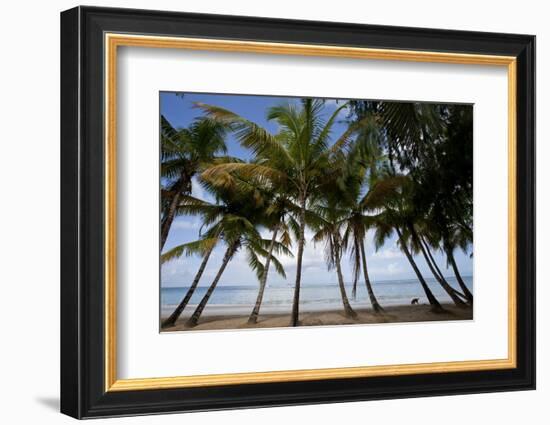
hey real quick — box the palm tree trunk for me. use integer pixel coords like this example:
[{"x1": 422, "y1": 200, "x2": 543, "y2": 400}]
[
  {"x1": 248, "y1": 226, "x2": 279, "y2": 324},
  {"x1": 291, "y1": 196, "x2": 307, "y2": 327},
  {"x1": 395, "y1": 226, "x2": 443, "y2": 312},
  {"x1": 186, "y1": 243, "x2": 237, "y2": 327},
  {"x1": 420, "y1": 236, "x2": 469, "y2": 303},
  {"x1": 160, "y1": 178, "x2": 187, "y2": 250},
  {"x1": 446, "y1": 247, "x2": 474, "y2": 304},
  {"x1": 419, "y1": 236, "x2": 444, "y2": 279},
  {"x1": 360, "y1": 241, "x2": 384, "y2": 313},
  {"x1": 411, "y1": 228, "x2": 467, "y2": 308},
  {"x1": 161, "y1": 246, "x2": 214, "y2": 328},
  {"x1": 351, "y1": 276, "x2": 358, "y2": 300},
  {"x1": 351, "y1": 238, "x2": 359, "y2": 300},
  {"x1": 333, "y1": 236, "x2": 357, "y2": 319}
]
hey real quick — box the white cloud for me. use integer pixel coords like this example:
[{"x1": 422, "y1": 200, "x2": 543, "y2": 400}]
[
  {"x1": 369, "y1": 262, "x2": 405, "y2": 277},
  {"x1": 387, "y1": 262, "x2": 404, "y2": 275},
  {"x1": 161, "y1": 258, "x2": 195, "y2": 285},
  {"x1": 172, "y1": 217, "x2": 201, "y2": 230},
  {"x1": 372, "y1": 246, "x2": 402, "y2": 260}
]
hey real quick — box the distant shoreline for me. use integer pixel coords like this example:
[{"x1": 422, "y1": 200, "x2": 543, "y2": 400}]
[
  {"x1": 162, "y1": 276, "x2": 474, "y2": 289},
  {"x1": 161, "y1": 303, "x2": 473, "y2": 332}
]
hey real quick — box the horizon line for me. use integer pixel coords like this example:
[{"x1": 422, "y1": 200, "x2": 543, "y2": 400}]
[{"x1": 162, "y1": 275, "x2": 473, "y2": 288}]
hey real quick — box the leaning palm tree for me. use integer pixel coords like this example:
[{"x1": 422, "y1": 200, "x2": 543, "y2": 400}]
[
  {"x1": 311, "y1": 201, "x2": 357, "y2": 319},
  {"x1": 372, "y1": 177, "x2": 444, "y2": 313},
  {"x1": 418, "y1": 233, "x2": 470, "y2": 304},
  {"x1": 161, "y1": 174, "x2": 269, "y2": 328},
  {"x1": 197, "y1": 99, "x2": 372, "y2": 326},
  {"x1": 375, "y1": 216, "x2": 444, "y2": 312},
  {"x1": 342, "y1": 175, "x2": 407, "y2": 313},
  {"x1": 414, "y1": 218, "x2": 472, "y2": 305},
  {"x1": 338, "y1": 136, "x2": 400, "y2": 313},
  {"x1": 160, "y1": 234, "x2": 219, "y2": 328},
  {"x1": 405, "y1": 221, "x2": 468, "y2": 308},
  {"x1": 392, "y1": 171, "x2": 469, "y2": 308},
  {"x1": 195, "y1": 158, "x2": 297, "y2": 324},
  {"x1": 373, "y1": 101, "x2": 474, "y2": 307},
  {"x1": 159, "y1": 190, "x2": 231, "y2": 328},
  {"x1": 185, "y1": 222, "x2": 288, "y2": 328},
  {"x1": 343, "y1": 206, "x2": 383, "y2": 310},
  {"x1": 418, "y1": 190, "x2": 473, "y2": 305},
  {"x1": 441, "y1": 224, "x2": 474, "y2": 304},
  {"x1": 160, "y1": 116, "x2": 229, "y2": 250},
  {"x1": 247, "y1": 195, "x2": 296, "y2": 324},
  {"x1": 184, "y1": 188, "x2": 290, "y2": 328}
]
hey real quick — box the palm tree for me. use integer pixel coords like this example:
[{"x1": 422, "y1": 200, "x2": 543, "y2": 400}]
[
  {"x1": 421, "y1": 200, "x2": 473, "y2": 305},
  {"x1": 159, "y1": 191, "x2": 229, "y2": 328},
  {"x1": 184, "y1": 187, "x2": 289, "y2": 328},
  {"x1": 194, "y1": 158, "x2": 297, "y2": 325},
  {"x1": 393, "y1": 225, "x2": 444, "y2": 312},
  {"x1": 161, "y1": 177, "x2": 265, "y2": 328},
  {"x1": 442, "y1": 225, "x2": 474, "y2": 304},
  {"x1": 160, "y1": 116, "x2": 229, "y2": 250},
  {"x1": 248, "y1": 195, "x2": 295, "y2": 324},
  {"x1": 417, "y1": 232, "x2": 470, "y2": 304},
  {"x1": 247, "y1": 226, "x2": 278, "y2": 324},
  {"x1": 197, "y1": 99, "x2": 370, "y2": 326},
  {"x1": 372, "y1": 188, "x2": 444, "y2": 312},
  {"x1": 311, "y1": 201, "x2": 357, "y2": 319},
  {"x1": 377, "y1": 101, "x2": 474, "y2": 306},
  {"x1": 373, "y1": 176, "x2": 465, "y2": 310},
  {"x1": 342, "y1": 178, "x2": 404, "y2": 313},
  {"x1": 185, "y1": 225, "x2": 288, "y2": 328},
  {"x1": 160, "y1": 236, "x2": 218, "y2": 328},
  {"x1": 447, "y1": 249, "x2": 473, "y2": 304},
  {"x1": 338, "y1": 139, "x2": 400, "y2": 313},
  {"x1": 406, "y1": 222, "x2": 468, "y2": 307},
  {"x1": 406, "y1": 168, "x2": 472, "y2": 307},
  {"x1": 185, "y1": 241, "x2": 239, "y2": 328}
]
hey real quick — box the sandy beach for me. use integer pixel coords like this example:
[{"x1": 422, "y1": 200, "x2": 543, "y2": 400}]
[{"x1": 161, "y1": 303, "x2": 473, "y2": 332}]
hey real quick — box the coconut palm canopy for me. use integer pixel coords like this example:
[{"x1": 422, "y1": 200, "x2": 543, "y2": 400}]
[{"x1": 160, "y1": 92, "x2": 474, "y2": 330}]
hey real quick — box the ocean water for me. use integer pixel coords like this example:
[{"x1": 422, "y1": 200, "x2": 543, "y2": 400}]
[{"x1": 161, "y1": 276, "x2": 473, "y2": 316}]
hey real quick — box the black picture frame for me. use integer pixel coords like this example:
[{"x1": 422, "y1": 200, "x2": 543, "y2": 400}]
[{"x1": 61, "y1": 5, "x2": 535, "y2": 419}]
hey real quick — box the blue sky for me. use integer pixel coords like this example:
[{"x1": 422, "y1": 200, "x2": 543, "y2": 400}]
[{"x1": 160, "y1": 92, "x2": 473, "y2": 288}]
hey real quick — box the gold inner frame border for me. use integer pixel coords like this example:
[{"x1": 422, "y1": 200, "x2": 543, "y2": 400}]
[{"x1": 104, "y1": 33, "x2": 517, "y2": 392}]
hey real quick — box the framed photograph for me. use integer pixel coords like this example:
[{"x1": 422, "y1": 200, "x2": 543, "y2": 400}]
[{"x1": 60, "y1": 6, "x2": 535, "y2": 419}]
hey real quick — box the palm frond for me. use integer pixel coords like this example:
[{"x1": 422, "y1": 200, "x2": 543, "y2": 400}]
[
  {"x1": 361, "y1": 175, "x2": 409, "y2": 210},
  {"x1": 195, "y1": 102, "x2": 294, "y2": 165},
  {"x1": 269, "y1": 254, "x2": 287, "y2": 279},
  {"x1": 202, "y1": 162, "x2": 287, "y2": 189},
  {"x1": 160, "y1": 237, "x2": 218, "y2": 264},
  {"x1": 246, "y1": 246, "x2": 266, "y2": 281}
]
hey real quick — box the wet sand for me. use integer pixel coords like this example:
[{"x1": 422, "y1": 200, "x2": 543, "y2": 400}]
[{"x1": 161, "y1": 303, "x2": 473, "y2": 332}]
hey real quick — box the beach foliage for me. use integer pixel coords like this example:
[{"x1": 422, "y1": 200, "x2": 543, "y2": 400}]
[{"x1": 161, "y1": 97, "x2": 473, "y2": 328}]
